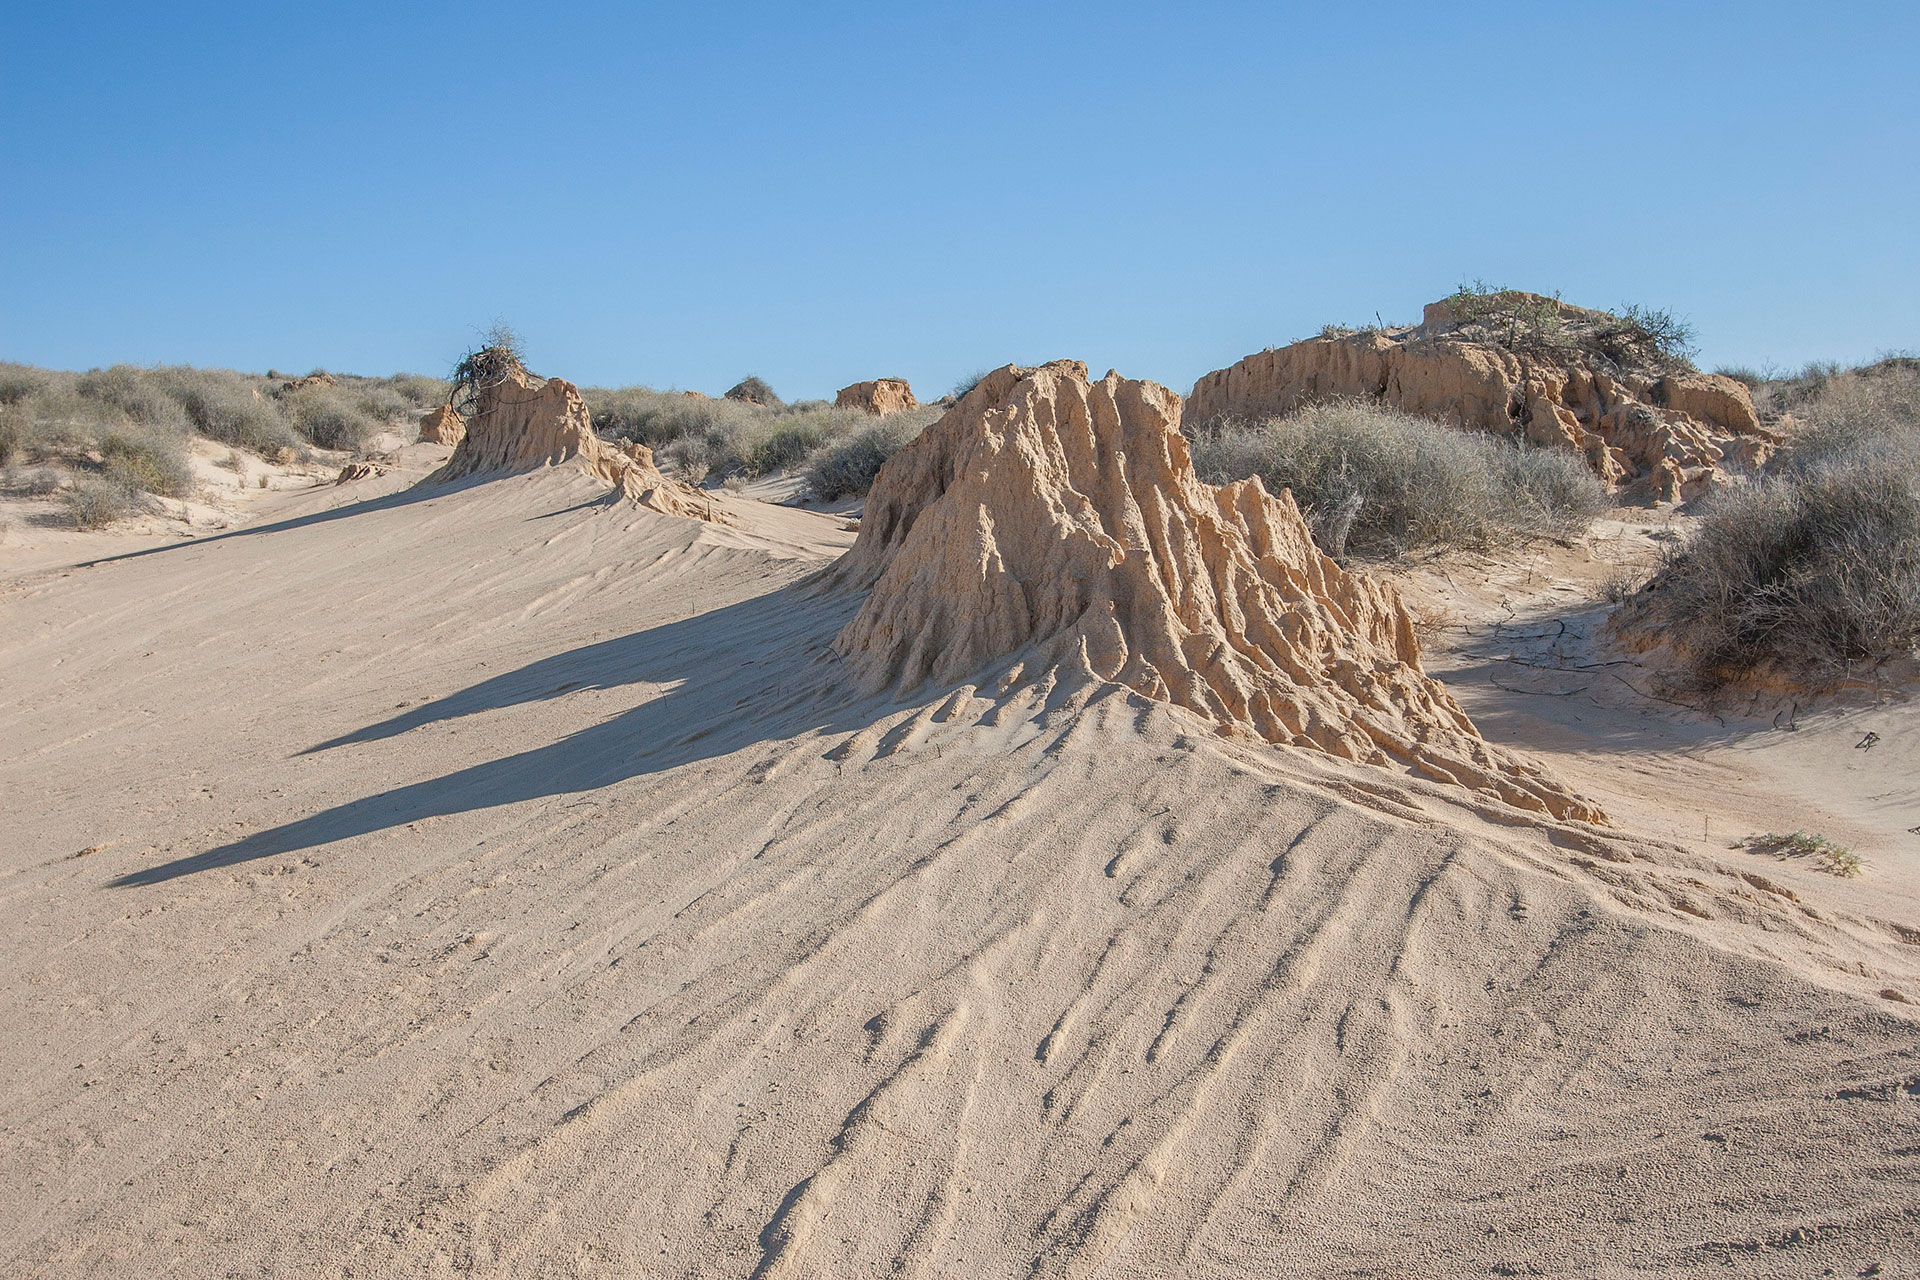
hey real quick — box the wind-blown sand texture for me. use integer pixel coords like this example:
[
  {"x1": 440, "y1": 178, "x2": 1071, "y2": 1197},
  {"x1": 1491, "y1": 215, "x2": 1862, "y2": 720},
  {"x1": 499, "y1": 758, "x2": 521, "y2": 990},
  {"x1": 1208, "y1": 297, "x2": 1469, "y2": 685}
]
[{"x1": 2, "y1": 430, "x2": 1919, "y2": 1276}]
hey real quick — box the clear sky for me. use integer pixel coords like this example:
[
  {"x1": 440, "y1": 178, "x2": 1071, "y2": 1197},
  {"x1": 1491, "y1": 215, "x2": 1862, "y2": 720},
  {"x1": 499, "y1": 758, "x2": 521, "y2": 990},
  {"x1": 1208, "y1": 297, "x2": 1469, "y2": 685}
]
[{"x1": 3, "y1": 2, "x2": 1914, "y2": 400}]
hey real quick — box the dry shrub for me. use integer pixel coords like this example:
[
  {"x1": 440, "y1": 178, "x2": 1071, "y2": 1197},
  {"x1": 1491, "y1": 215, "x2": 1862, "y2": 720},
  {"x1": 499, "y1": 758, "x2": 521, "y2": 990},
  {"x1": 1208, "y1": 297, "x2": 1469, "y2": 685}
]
[
  {"x1": 100, "y1": 430, "x2": 193, "y2": 498},
  {"x1": 802, "y1": 416, "x2": 931, "y2": 500},
  {"x1": 64, "y1": 474, "x2": 143, "y2": 528},
  {"x1": 1188, "y1": 400, "x2": 1606, "y2": 559},
  {"x1": 285, "y1": 387, "x2": 380, "y2": 450},
  {"x1": 148, "y1": 367, "x2": 303, "y2": 456},
  {"x1": 1630, "y1": 455, "x2": 1920, "y2": 685},
  {"x1": 1627, "y1": 361, "x2": 1920, "y2": 685}
]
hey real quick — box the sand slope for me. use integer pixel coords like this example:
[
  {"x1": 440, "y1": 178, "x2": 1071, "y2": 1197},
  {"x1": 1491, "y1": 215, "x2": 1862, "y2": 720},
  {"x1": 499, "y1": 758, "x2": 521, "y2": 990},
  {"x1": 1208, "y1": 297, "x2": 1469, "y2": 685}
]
[{"x1": 3, "y1": 474, "x2": 1920, "y2": 1277}]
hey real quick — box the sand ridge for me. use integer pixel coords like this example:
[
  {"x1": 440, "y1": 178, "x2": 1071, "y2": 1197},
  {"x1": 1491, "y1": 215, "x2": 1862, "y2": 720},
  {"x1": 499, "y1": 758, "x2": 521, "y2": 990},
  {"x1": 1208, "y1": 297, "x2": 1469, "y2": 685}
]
[{"x1": 3, "y1": 463, "x2": 1919, "y2": 1275}]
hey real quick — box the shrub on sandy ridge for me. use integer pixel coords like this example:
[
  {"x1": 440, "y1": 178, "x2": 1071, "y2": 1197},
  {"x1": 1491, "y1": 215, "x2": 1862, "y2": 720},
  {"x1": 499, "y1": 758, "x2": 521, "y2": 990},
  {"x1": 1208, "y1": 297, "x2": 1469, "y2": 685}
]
[
  {"x1": 1625, "y1": 375, "x2": 1920, "y2": 686},
  {"x1": 803, "y1": 416, "x2": 928, "y2": 500},
  {"x1": 1188, "y1": 400, "x2": 1606, "y2": 559}
]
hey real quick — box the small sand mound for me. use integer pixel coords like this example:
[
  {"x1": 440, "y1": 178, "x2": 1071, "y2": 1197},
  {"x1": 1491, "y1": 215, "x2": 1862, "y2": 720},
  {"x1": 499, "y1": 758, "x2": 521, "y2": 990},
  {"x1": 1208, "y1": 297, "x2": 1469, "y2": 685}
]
[
  {"x1": 417, "y1": 404, "x2": 465, "y2": 445},
  {"x1": 433, "y1": 367, "x2": 729, "y2": 523},
  {"x1": 834, "y1": 378, "x2": 919, "y2": 415},
  {"x1": 827, "y1": 361, "x2": 1601, "y2": 821}
]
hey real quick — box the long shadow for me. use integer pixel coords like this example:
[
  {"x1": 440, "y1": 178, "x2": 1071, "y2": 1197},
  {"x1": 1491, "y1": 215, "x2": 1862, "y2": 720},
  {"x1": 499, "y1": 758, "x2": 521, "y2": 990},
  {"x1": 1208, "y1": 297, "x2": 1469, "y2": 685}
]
[
  {"x1": 70, "y1": 471, "x2": 547, "y2": 569},
  {"x1": 112, "y1": 580, "x2": 877, "y2": 887}
]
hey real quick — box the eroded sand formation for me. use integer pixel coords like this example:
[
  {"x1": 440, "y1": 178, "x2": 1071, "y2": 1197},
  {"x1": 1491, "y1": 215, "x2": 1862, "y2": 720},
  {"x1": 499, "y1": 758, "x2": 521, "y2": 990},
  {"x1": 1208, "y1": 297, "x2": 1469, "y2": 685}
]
[
  {"x1": 1188, "y1": 295, "x2": 1778, "y2": 502},
  {"x1": 416, "y1": 404, "x2": 465, "y2": 445},
  {"x1": 834, "y1": 377, "x2": 919, "y2": 415},
  {"x1": 828, "y1": 360, "x2": 1601, "y2": 822},
  {"x1": 433, "y1": 366, "x2": 729, "y2": 522}
]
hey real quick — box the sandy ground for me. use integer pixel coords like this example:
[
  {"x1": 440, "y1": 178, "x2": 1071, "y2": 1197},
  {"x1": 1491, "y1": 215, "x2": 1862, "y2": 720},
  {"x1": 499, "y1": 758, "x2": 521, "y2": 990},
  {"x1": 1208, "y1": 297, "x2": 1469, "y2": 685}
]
[{"x1": 3, "y1": 468, "x2": 1919, "y2": 1277}]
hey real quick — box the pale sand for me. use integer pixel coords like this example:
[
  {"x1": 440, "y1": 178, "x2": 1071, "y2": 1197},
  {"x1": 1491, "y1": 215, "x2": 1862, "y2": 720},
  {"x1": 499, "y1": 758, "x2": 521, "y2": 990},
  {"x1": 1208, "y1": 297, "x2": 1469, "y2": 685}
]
[{"x1": 3, "y1": 470, "x2": 1918, "y2": 1276}]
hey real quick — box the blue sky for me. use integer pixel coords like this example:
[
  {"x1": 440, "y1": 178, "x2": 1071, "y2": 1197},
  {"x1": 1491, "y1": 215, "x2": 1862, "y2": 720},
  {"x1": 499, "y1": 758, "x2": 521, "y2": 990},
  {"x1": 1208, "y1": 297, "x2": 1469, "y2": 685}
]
[{"x1": 2, "y1": 2, "x2": 1914, "y2": 399}]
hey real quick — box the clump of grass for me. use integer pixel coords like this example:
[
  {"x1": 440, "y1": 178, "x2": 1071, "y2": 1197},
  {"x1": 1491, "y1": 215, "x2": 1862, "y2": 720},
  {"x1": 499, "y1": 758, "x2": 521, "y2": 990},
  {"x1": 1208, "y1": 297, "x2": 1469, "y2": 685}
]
[
  {"x1": 950, "y1": 369, "x2": 990, "y2": 400},
  {"x1": 803, "y1": 416, "x2": 929, "y2": 500},
  {"x1": 1188, "y1": 400, "x2": 1606, "y2": 559},
  {"x1": 1736, "y1": 830, "x2": 1861, "y2": 877},
  {"x1": 63, "y1": 474, "x2": 143, "y2": 529}
]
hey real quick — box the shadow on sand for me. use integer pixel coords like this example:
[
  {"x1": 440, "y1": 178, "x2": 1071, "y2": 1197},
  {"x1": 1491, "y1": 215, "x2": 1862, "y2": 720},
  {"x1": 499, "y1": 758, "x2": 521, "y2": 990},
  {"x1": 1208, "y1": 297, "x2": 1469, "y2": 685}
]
[
  {"x1": 112, "y1": 580, "x2": 880, "y2": 887},
  {"x1": 73, "y1": 471, "x2": 603, "y2": 570}
]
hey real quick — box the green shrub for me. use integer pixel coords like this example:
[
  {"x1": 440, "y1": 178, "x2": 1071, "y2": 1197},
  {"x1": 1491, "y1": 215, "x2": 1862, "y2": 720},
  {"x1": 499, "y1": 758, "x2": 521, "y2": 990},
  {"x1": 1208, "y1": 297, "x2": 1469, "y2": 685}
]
[
  {"x1": 74, "y1": 365, "x2": 190, "y2": 432},
  {"x1": 0, "y1": 363, "x2": 50, "y2": 407},
  {"x1": 0, "y1": 406, "x2": 22, "y2": 465},
  {"x1": 285, "y1": 388, "x2": 379, "y2": 450},
  {"x1": 150, "y1": 367, "x2": 302, "y2": 456},
  {"x1": 725, "y1": 375, "x2": 781, "y2": 408},
  {"x1": 1628, "y1": 406, "x2": 1920, "y2": 685},
  {"x1": 739, "y1": 420, "x2": 828, "y2": 476},
  {"x1": 100, "y1": 430, "x2": 193, "y2": 498},
  {"x1": 64, "y1": 474, "x2": 143, "y2": 528},
  {"x1": 803, "y1": 417, "x2": 928, "y2": 500},
  {"x1": 1188, "y1": 400, "x2": 1606, "y2": 559},
  {"x1": 950, "y1": 370, "x2": 990, "y2": 399},
  {"x1": 1614, "y1": 304, "x2": 1698, "y2": 367},
  {"x1": 381, "y1": 373, "x2": 452, "y2": 408}
]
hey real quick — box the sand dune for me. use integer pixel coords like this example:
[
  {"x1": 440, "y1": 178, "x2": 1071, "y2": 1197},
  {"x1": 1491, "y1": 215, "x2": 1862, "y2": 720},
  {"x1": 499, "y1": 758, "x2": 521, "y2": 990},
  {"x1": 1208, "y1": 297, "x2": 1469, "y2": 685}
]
[{"x1": 4, "y1": 461, "x2": 1919, "y2": 1276}]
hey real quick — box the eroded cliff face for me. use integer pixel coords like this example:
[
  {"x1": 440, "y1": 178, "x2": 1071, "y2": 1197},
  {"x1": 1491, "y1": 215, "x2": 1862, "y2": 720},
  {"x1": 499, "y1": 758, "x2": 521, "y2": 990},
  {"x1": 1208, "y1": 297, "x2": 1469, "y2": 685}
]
[
  {"x1": 417, "y1": 404, "x2": 466, "y2": 446},
  {"x1": 826, "y1": 360, "x2": 1603, "y2": 822},
  {"x1": 1188, "y1": 297, "x2": 1778, "y2": 502},
  {"x1": 834, "y1": 378, "x2": 919, "y2": 415},
  {"x1": 435, "y1": 367, "x2": 729, "y2": 523}
]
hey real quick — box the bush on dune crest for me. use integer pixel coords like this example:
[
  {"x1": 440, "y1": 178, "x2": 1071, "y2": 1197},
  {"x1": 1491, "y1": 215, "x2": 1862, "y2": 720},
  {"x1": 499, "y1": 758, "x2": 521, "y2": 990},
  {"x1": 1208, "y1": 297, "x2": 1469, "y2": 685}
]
[
  {"x1": 1627, "y1": 362, "x2": 1920, "y2": 686},
  {"x1": 1188, "y1": 400, "x2": 1606, "y2": 560}
]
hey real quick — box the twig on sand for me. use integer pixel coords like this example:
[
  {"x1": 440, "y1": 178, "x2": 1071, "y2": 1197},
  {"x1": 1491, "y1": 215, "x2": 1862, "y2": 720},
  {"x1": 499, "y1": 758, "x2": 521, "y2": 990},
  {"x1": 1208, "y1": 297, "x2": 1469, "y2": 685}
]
[
  {"x1": 1489, "y1": 674, "x2": 1586, "y2": 697},
  {"x1": 1605, "y1": 670, "x2": 1724, "y2": 725}
]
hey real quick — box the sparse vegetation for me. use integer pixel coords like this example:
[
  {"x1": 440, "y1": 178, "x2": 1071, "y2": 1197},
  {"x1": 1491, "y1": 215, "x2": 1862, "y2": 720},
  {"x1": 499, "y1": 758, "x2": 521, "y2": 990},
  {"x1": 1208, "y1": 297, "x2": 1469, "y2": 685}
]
[
  {"x1": 0, "y1": 359, "x2": 450, "y2": 523},
  {"x1": 63, "y1": 474, "x2": 143, "y2": 529},
  {"x1": 802, "y1": 417, "x2": 927, "y2": 500},
  {"x1": 100, "y1": 430, "x2": 193, "y2": 498},
  {"x1": 1624, "y1": 359, "x2": 1920, "y2": 686},
  {"x1": 950, "y1": 370, "x2": 990, "y2": 400},
  {"x1": 1736, "y1": 830, "x2": 1861, "y2": 877},
  {"x1": 449, "y1": 324, "x2": 528, "y2": 418},
  {"x1": 1432, "y1": 281, "x2": 1698, "y2": 371},
  {"x1": 1596, "y1": 565, "x2": 1647, "y2": 605},
  {"x1": 1187, "y1": 400, "x2": 1607, "y2": 559},
  {"x1": 1440, "y1": 281, "x2": 1567, "y2": 349},
  {"x1": 585, "y1": 382, "x2": 938, "y2": 485},
  {"x1": 1613, "y1": 304, "x2": 1698, "y2": 368}
]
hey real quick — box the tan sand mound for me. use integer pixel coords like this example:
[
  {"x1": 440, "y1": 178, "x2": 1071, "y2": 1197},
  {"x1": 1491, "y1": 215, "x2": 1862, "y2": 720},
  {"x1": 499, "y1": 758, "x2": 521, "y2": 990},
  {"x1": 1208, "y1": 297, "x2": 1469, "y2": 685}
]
[
  {"x1": 416, "y1": 403, "x2": 465, "y2": 445},
  {"x1": 432, "y1": 366, "x2": 729, "y2": 523},
  {"x1": 827, "y1": 360, "x2": 1601, "y2": 822},
  {"x1": 834, "y1": 377, "x2": 919, "y2": 415},
  {"x1": 1188, "y1": 294, "x2": 1780, "y2": 502}
]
